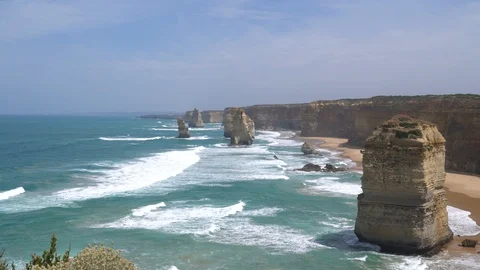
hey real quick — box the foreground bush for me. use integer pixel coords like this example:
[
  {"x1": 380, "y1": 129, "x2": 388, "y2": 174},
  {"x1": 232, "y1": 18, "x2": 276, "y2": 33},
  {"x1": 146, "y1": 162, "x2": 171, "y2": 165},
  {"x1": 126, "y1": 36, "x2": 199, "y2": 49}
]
[
  {"x1": 32, "y1": 244, "x2": 136, "y2": 270},
  {"x1": 0, "y1": 234, "x2": 136, "y2": 270},
  {"x1": 0, "y1": 249, "x2": 15, "y2": 270}
]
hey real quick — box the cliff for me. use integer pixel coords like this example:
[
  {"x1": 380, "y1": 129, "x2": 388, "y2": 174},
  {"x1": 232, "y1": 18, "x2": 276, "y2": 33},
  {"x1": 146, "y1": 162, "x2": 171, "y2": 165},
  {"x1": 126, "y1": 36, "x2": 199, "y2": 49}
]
[
  {"x1": 183, "y1": 110, "x2": 223, "y2": 123},
  {"x1": 243, "y1": 103, "x2": 307, "y2": 130},
  {"x1": 355, "y1": 115, "x2": 453, "y2": 255},
  {"x1": 223, "y1": 108, "x2": 255, "y2": 138},
  {"x1": 188, "y1": 108, "x2": 205, "y2": 128},
  {"x1": 300, "y1": 95, "x2": 480, "y2": 174},
  {"x1": 229, "y1": 108, "x2": 254, "y2": 145}
]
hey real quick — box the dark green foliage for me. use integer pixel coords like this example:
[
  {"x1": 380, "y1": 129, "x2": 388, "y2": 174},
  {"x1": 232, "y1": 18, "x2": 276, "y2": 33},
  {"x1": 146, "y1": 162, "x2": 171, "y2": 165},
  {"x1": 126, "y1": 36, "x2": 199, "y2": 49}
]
[
  {"x1": 394, "y1": 129, "x2": 422, "y2": 139},
  {"x1": 26, "y1": 234, "x2": 70, "y2": 270},
  {"x1": 399, "y1": 121, "x2": 419, "y2": 129},
  {"x1": 0, "y1": 249, "x2": 15, "y2": 270}
]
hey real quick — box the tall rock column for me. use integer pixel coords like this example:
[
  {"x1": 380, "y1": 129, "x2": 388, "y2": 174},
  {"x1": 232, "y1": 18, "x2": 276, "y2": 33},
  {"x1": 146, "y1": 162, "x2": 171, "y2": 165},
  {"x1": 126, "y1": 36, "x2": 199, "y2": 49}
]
[
  {"x1": 177, "y1": 118, "x2": 190, "y2": 138},
  {"x1": 354, "y1": 115, "x2": 453, "y2": 255},
  {"x1": 188, "y1": 108, "x2": 205, "y2": 128},
  {"x1": 230, "y1": 108, "x2": 254, "y2": 145},
  {"x1": 224, "y1": 107, "x2": 255, "y2": 138}
]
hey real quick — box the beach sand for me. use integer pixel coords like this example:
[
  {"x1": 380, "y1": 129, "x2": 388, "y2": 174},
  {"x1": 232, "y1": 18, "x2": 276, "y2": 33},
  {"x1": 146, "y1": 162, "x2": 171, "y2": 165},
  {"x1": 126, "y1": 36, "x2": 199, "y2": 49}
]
[{"x1": 298, "y1": 136, "x2": 480, "y2": 254}]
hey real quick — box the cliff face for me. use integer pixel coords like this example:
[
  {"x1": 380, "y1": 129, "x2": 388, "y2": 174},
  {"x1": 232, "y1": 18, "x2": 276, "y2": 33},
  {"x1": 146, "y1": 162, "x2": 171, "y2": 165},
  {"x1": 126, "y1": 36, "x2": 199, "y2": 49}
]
[
  {"x1": 188, "y1": 108, "x2": 205, "y2": 128},
  {"x1": 201, "y1": 110, "x2": 223, "y2": 123},
  {"x1": 183, "y1": 110, "x2": 223, "y2": 123},
  {"x1": 223, "y1": 108, "x2": 255, "y2": 138},
  {"x1": 300, "y1": 95, "x2": 480, "y2": 174},
  {"x1": 243, "y1": 104, "x2": 306, "y2": 131},
  {"x1": 229, "y1": 108, "x2": 254, "y2": 145},
  {"x1": 355, "y1": 115, "x2": 453, "y2": 255}
]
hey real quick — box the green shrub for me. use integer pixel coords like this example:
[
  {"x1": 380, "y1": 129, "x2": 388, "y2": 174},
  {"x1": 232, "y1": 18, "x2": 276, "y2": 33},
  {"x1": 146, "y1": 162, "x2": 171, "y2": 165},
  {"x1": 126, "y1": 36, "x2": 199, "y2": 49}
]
[
  {"x1": 399, "y1": 121, "x2": 418, "y2": 129},
  {"x1": 0, "y1": 249, "x2": 15, "y2": 270},
  {"x1": 71, "y1": 244, "x2": 136, "y2": 270},
  {"x1": 26, "y1": 234, "x2": 70, "y2": 270}
]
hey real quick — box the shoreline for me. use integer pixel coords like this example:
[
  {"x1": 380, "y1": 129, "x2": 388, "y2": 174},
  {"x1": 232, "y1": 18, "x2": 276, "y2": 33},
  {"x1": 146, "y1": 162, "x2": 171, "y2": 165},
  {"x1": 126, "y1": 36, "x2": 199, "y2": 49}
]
[{"x1": 296, "y1": 136, "x2": 480, "y2": 255}]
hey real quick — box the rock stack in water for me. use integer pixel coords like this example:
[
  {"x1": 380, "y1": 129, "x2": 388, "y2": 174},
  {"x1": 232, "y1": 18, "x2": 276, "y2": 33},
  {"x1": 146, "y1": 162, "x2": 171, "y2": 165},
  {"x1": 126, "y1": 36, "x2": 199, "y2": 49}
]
[
  {"x1": 354, "y1": 115, "x2": 453, "y2": 255},
  {"x1": 177, "y1": 118, "x2": 190, "y2": 138},
  {"x1": 223, "y1": 108, "x2": 255, "y2": 138},
  {"x1": 230, "y1": 108, "x2": 254, "y2": 145},
  {"x1": 301, "y1": 142, "x2": 316, "y2": 155},
  {"x1": 188, "y1": 108, "x2": 204, "y2": 128}
]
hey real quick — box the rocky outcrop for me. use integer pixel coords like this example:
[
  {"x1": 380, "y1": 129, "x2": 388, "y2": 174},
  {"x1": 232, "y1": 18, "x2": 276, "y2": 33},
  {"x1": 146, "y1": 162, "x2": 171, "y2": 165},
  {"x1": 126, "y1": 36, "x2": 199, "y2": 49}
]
[
  {"x1": 188, "y1": 108, "x2": 205, "y2": 128},
  {"x1": 300, "y1": 95, "x2": 480, "y2": 174},
  {"x1": 296, "y1": 163, "x2": 346, "y2": 172},
  {"x1": 177, "y1": 118, "x2": 190, "y2": 138},
  {"x1": 223, "y1": 108, "x2": 255, "y2": 138},
  {"x1": 183, "y1": 110, "x2": 223, "y2": 123},
  {"x1": 301, "y1": 142, "x2": 316, "y2": 155},
  {"x1": 354, "y1": 115, "x2": 453, "y2": 255},
  {"x1": 229, "y1": 108, "x2": 254, "y2": 145}
]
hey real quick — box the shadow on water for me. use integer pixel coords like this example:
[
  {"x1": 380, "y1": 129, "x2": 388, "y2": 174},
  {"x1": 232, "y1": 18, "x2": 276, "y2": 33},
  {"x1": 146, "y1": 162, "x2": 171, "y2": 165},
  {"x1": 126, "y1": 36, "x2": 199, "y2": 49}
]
[{"x1": 315, "y1": 230, "x2": 381, "y2": 253}]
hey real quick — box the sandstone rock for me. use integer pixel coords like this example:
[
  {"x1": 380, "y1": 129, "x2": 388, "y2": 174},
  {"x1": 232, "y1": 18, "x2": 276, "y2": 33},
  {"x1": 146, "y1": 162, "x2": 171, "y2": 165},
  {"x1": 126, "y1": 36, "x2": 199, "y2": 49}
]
[
  {"x1": 296, "y1": 163, "x2": 322, "y2": 172},
  {"x1": 188, "y1": 108, "x2": 204, "y2": 128},
  {"x1": 230, "y1": 108, "x2": 254, "y2": 145},
  {"x1": 460, "y1": 239, "x2": 478, "y2": 248},
  {"x1": 177, "y1": 118, "x2": 190, "y2": 138},
  {"x1": 301, "y1": 142, "x2": 316, "y2": 155},
  {"x1": 224, "y1": 108, "x2": 255, "y2": 138},
  {"x1": 295, "y1": 163, "x2": 346, "y2": 172},
  {"x1": 354, "y1": 115, "x2": 453, "y2": 255}
]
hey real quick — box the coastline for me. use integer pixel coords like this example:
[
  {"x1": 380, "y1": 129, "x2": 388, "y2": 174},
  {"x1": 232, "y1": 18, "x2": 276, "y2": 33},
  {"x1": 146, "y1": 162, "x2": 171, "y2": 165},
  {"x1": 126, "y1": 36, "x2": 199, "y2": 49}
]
[{"x1": 297, "y1": 136, "x2": 480, "y2": 255}]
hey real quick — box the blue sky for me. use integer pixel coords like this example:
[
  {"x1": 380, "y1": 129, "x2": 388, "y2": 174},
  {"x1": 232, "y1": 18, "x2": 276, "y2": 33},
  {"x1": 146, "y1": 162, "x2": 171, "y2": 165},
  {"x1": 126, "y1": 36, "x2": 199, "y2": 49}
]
[{"x1": 0, "y1": 0, "x2": 479, "y2": 114}]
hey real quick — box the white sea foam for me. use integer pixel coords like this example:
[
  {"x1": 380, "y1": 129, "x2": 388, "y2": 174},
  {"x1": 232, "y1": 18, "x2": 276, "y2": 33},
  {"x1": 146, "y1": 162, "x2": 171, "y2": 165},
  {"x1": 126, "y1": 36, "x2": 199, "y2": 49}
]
[
  {"x1": 132, "y1": 202, "x2": 166, "y2": 217},
  {"x1": 168, "y1": 266, "x2": 179, "y2": 270},
  {"x1": 347, "y1": 255, "x2": 368, "y2": 262},
  {"x1": 54, "y1": 147, "x2": 204, "y2": 201},
  {"x1": 0, "y1": 187, "x2": 25, "y2": 200},
  {"x1": 447, "y1": 206, "x2": 480, "y2": 236},
  {"x1": 305, "y1": 178, "x2": 361, "y2": 196},
  {"x1": 97, "y1": 201, "x2": 322, "y2": 253},
  {"x1": 150, "y1": 128, "x2": 176, "y2": 131},
  {"x1": 185, "y1": 136, "x2": 210, "y2": 140},
  {"x1": 387, "y1": 257, "x2": 428, "y2": 270},
  {"x1": 99, "y1": 136, "x2": 164, "y2": 141}
]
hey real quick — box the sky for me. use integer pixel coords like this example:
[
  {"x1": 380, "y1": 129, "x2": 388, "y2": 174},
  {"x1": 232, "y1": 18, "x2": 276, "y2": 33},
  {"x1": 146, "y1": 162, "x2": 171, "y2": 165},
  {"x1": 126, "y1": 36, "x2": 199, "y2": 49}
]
[{"x1": 0, "y1": 0, "x2": 479, "y2": 114}]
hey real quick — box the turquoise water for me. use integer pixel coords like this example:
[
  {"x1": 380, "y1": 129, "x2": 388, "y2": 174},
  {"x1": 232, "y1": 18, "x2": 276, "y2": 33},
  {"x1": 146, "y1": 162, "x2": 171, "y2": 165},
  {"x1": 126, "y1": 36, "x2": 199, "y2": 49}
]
[{"x1": 1, "y1": 116, "x2": 479, "y2": 270}]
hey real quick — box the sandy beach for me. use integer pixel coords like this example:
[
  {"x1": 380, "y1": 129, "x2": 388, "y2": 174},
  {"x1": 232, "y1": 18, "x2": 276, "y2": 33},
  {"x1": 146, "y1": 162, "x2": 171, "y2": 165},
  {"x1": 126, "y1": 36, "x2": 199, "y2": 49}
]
[{"x1": 298, "y1": 136, "x2": 480, "y2": 254}]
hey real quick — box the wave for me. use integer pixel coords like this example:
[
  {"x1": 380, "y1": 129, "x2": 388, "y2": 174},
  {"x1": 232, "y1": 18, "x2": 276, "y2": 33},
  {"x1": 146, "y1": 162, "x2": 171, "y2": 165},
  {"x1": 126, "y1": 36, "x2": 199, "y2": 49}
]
[
  {"x1": 54, "y1": 147, "x2": 205, "y2": 201},
  {"x1": 150, "y1": 128, "x2": 176, "y2": 131},
  {"x1": 185, "y1": 136, "x2": 211, "y2": 140},
  {"x1": 132, "y1": 202, "x2": 166, "y2": 217},
  {"x1": 96, "y1": 201, "x2": 323, "y2": 253},
  {"x1": 447, "y1": 206, "x2": 480, "y2": 236},
  {"x1": 99, "y1": 136, "x2": 164, "y2": 141},
  {"x1": 304, "y1": 178, "x2": 361, "y2": 196},
  {"x1": 0, "y1": 187, "x2": 25, "y2": 201}
]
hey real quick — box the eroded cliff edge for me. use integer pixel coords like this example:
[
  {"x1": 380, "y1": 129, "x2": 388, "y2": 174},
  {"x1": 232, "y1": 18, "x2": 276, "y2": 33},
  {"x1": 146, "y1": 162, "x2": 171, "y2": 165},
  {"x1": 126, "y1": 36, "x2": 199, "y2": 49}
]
[
  {"x1": 184, "y1": 110, "x2": 223, "y2": 123},
  {"x1": 299, "y1": 95, "x2": 480, "y2": 174},
  {"x1": 355, "y1": 115, "x2": 453, "y2": 255}
]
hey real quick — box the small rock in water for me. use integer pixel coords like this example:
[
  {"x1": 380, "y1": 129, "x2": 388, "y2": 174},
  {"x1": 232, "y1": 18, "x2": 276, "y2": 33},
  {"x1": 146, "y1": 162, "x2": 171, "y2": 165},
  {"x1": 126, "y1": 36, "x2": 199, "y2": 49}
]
[
  {"x1": 459, "y1": 239, "x2": 478, "y2": 248},
  {"x1": 301, "y1": 142, "x2": 316, "y2": 155}
]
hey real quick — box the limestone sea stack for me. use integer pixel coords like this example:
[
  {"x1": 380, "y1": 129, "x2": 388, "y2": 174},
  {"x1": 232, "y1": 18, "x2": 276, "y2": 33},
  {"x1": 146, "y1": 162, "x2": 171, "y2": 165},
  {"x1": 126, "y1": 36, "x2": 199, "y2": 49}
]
[
  {"x1": 223, "y1": 107, "x2": 255, "y2": 138},
  {"x1": 177, "y1": 118, "x2": 190, "y2": 138},
  {"x1": 301, "y1": 142, "x2": 316, "y2": 155},
  {"x1": 230, "y1": 108, "x2": 254, "y2": 145},
  {"x1": 188, "y1": 108, "x2": 204, "y2": 128},
  {"x1": 354, "y1": 115, "x2": 453, "y2": 255}
]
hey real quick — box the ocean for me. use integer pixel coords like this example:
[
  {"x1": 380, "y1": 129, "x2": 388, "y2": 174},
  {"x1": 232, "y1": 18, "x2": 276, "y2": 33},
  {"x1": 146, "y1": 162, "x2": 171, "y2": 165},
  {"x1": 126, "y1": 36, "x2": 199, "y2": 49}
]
[{"x1": 0, "y1": 115, "x2": 479, "y2": 270}]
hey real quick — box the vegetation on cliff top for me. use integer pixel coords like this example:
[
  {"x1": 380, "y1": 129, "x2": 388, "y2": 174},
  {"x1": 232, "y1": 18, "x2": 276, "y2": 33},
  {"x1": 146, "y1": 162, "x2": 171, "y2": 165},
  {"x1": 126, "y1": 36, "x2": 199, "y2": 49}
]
[{"x1": 1, "y1": 235, "x2": 136, "y2": 270}]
